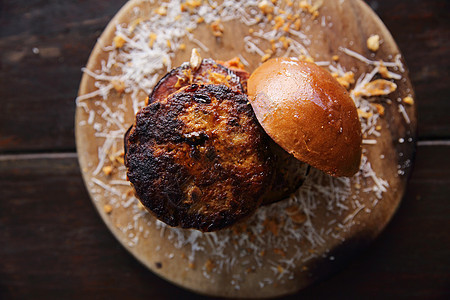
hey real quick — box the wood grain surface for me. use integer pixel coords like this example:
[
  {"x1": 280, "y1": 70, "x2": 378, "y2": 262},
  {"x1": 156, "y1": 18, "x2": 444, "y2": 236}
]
[{"x1": 0, "y1": 0, "x2": 449, "y2": 299}]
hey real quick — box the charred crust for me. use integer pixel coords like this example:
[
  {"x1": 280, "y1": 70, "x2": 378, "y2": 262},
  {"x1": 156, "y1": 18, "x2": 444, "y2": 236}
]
[
  {"x1": 125, "y1": 84, "x2": 273, "y2": 231},
  {"x1": 148, "y1": 59, "x2": 245, "y2": 105}
]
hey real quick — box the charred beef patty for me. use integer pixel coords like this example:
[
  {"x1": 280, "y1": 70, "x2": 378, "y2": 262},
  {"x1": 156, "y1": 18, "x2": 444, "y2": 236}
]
[
  {"x1": 147, "y1": 59, "x2": 246, "y2": 105},
  {"x1": 125, "y1": 84, "x2": 273, "y2": 231}
]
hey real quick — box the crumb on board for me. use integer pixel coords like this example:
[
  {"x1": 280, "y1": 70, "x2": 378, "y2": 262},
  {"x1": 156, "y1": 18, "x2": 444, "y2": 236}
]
[
  {"x1": 103, "y1": 204, "x2": 113, "y2": 214},
  {"x1": 367, "y1": 34, "x2": 380, "y2": 52},
  {"x1": 299, "y1": 0, "x2": 322, "y2": 19},
  {"x1": 357, "y1": 109, "x2": 373, "y2": 119},
  {"x1": 261, "y1": 53, "x2": 272, "y2": 62},
  {"x1": 111, "y1": 80, "x2": 125, "y2": 94},
  {"x1": 277, "y1": 265, "x2": 284, "y2": 274},
  {"x1": 273, "y1": 248, "x2": 286, "y2": 256},
  {"x1": 299, "y1": 55, "x2": 314, "y2": 62},
  {"x1": 258, "y1": 0, "x2": 274, "y2": 15},
  {"x1": 211, "y1": 19, "x2": 224, "y2": 37},
  {"x1": 204, "y1": 259, "x2": 215, "y2": 272},
  {"x1": 354, "y1": 79, "x2": 397, "y2": 97},
  {"x1": 378, "y1": 61, "x2": 391, "y2": 79},
  {"x1": 113, "y1": 35, "x2": 126, "y2": 48},
  {"x1": 294, "y1": 18, "x2": 302, "y2": 30},
  {"x1": 154, "y1": 6, "x2": 167, "y2": 16},
  {"x1": 374, "y1": 103, "x2": 385, "y2": 116},
  {"x1": 148, "y1": 33, "x2": 157, "y2": 48},
  {"x1": 102, "y1": 165, "x2": 113, "y2": 176},
  {"x1": 403, "y1": 96, "x2": 414, "y2": 105},
  {"x1": 333, "y1": 71, "x2": 355, "y2": 89}
]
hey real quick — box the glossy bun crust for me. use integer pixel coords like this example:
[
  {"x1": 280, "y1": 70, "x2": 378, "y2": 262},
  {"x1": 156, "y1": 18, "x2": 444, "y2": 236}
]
[
  {"x1": 125, "y1": 84, "x2": 273, "y2": 232},
  {"x1": 248, "y1": 58, "x2": 362, "y2": 177}
]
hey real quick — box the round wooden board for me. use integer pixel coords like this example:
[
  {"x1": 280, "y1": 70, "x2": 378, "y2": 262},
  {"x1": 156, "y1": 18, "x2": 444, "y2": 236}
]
[{"x1": 76, "y1": 0, "x2": 417, "y2": 298}]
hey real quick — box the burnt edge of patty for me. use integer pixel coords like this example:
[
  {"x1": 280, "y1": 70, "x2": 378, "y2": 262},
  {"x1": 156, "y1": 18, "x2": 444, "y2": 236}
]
[
  {"x1": 147, "y1": 58, "x2": 246, "y2": 105},
  {"x1": 125, "y1": 84, "x2": 273, "y2": 232}
]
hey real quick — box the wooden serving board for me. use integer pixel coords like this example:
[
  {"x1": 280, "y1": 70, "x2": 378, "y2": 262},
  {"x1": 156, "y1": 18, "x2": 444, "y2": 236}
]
[{"x1": 76, "y1": 0, "x2": 416, "y2": 298}]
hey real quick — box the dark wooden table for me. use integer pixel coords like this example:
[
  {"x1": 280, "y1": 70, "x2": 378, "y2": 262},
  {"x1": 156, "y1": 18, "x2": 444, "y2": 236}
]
[{"x1": 1, "y1": 0, "x2": 449, "y2": 299}]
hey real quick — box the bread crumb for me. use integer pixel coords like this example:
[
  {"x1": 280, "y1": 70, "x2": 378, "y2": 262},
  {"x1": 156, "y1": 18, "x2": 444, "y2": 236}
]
[
  {"x1": 115, "y1": 152, "x2": 125, "y2": 165},
  {"x1": 355, "y1": 79, "x2": 397, "y2": 97},
  {"x1": 204, "y1": 259, "x2": 215, "y2": 272},
  {"x1": 273, "y1": 15, "x2": 285, "y2": 30},
  {"x1": 279, "y1": 36, "x2": 291, "y2": 49},
  {"x1": 273, "y1": 248, "x2": 286, "y2": 256},
  {"x1": 211, "y1": 19, "x2": 224, "y2": 37},
  {"x1": 154, "y1": 6, "x2": 167, "y2": 16},
  {"x1": 113, "y1": 35, "x2": 126, "y2": 48},
  {"x1": 187, "y1": 0, "x2": 202, "y2": 7},
  {"x1": 299, "y1": 0, "x2": 322, "y2": 17},
  {"x1": 261, "y1": 53, "x2": 272, "y2": 62},
  {"x1": 102, "y1": 165, "x2": 113, "y2": 176},
  {"x1": 282, "y1": 22, "x2": 291, "y2": 32},
  {"x1": 403, "y1": 96, "x2": 414, "y2": 105},
  {"x1": 258, "y1": 0, "x2": 274, "y2": 14},
  {"x1": 374, "y1": 103, "x2": 385, "y2": 116},
  {"x1": 332, "y1": 55, "x2": 339, "y2": 62},
  {"x1": 290, "y1": 212, "x2": 307, "y2": 224},
  {"x1": 367, "y1": 35, "x2": 380, "y2": 52},
  {"x1": 299, "y1": 55, "x2": 314, "y2": 62},
  {"x1": 378, "y1": 61, "x2": 391, "y2": 79},
  {"x1": 179, "y1": 43, "x2": 186, "y2": 51},
  {"x1": 103, "y1": 204, "x2": 113, "y2": 214},
  {"x1": 284, "y1": 205, "x2": 298, "y2": 214},
  {"x1": 277, "y1": 265, "x2": 284, "y2": 273},
  {"x1": 357, "y1": 109, "x2": 373, "y2": 119},
  {"x1": 111, "y1": 80, "x2": 125, "y2": 94},
  {"x1": 294, "y1": 18, "x2": 302, "y2": 30},
  {"x1": 148, "y1": 33, "x2": 157, "y2": 48},
  {"x1": 333, "y1": 71, "x2": 355, "y2": 89},
  {"x1": 218, "y1": 56, "x2": 245, "y2": 70},
  {"x1": 263, "y1": 218, "x2": 279, "y2": 236}
]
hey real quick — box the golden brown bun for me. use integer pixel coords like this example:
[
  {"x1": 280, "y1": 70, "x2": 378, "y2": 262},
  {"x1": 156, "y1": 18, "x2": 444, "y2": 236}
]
[{"x1": 248, "y1": 57, "x2": 362, "y2": 177}]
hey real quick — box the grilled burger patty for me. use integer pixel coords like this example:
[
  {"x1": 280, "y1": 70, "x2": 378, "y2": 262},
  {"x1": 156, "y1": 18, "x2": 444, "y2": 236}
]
[{"x1": 125, "y1": 84, "x2": 273, "y2": 231}]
